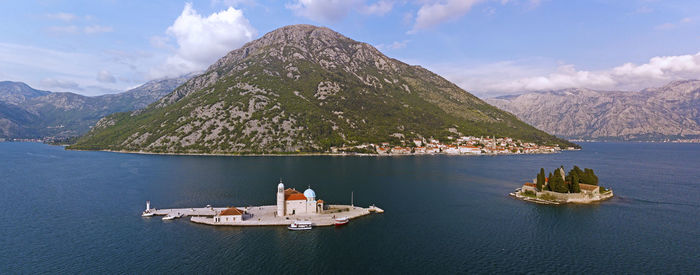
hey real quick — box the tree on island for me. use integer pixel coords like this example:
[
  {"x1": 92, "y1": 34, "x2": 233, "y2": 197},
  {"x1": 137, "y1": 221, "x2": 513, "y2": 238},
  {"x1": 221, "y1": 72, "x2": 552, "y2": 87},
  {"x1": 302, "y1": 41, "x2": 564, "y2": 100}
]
[
  {"x1": 582, "y1": 168, "x2": 599, "y2": 185},
  {"x1": 571, "y1": 173, "x2": 581, "y2": 193},
  {"x1": 547, "y1": 172, "x2": 553, "y2": 191},
  {"x1": 551, "y1": 168, "x2": 569, "y2": 193},
  {"x1": 536, "y1": 168, "x2": 545, "y2": 191}
]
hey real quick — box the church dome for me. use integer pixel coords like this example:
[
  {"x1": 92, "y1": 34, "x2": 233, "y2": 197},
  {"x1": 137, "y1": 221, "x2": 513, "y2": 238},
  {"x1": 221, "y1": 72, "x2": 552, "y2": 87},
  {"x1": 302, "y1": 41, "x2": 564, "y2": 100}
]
[
  {"x1": 303, "y1": 188, "x2": 316, "y2": 199},
  {"x1": 278, "y1": 182, "x2": 284, "y2": 189}
]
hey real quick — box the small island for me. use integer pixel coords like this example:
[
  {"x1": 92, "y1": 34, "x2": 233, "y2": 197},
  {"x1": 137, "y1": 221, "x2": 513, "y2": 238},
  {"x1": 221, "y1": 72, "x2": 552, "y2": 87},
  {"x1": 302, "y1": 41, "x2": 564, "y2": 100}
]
[{"x1": 511, "y1": 166, "x2": 613, "y2": 204}]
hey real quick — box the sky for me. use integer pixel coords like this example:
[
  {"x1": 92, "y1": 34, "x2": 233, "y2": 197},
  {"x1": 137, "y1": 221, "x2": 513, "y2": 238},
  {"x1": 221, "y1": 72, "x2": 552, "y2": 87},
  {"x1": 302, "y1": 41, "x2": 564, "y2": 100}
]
[{"x1": 1, "y1": 0, "x2": 699, "y2": 97}]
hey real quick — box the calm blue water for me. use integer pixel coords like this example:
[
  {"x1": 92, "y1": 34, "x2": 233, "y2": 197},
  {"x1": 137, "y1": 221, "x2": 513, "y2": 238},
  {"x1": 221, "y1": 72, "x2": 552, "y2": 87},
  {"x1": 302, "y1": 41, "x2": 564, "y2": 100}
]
[{"x1": 0, "y1": 142, "x2": 698, "y2": 273}]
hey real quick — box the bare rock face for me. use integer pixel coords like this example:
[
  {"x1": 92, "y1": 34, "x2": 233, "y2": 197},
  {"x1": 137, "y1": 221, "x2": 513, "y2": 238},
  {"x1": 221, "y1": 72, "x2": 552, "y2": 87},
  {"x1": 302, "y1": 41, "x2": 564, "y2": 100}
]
[
  {"x1": 486, "y1": 80, "x2": 700, "y2": 141},
  {"x1": 70, "y1": 24, "x2": 574, "y2": 154}
]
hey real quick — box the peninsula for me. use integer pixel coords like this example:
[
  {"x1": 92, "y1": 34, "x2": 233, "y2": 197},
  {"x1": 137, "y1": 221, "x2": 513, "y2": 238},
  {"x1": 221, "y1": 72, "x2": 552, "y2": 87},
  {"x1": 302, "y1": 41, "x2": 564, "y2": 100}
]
[
  {"x1": 141, "y1": 181, "x2": 383, "y2": 227},
  {"x1": 511, "y1": 166, "x2": 613, "y2": 204}
]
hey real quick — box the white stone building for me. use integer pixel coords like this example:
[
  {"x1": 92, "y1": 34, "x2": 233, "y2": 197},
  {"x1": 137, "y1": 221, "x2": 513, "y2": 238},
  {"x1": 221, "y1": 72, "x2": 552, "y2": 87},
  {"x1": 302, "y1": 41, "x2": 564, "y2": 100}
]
[
  {"x1": 276, "y1": 181, "x2": 324, "y2": 216},
  {"x1": 458, "y1": 145, "x2": 481, "y2": 154},
  {"x1": 212, "y1": 207, "x2": 244, "y2": 224}
]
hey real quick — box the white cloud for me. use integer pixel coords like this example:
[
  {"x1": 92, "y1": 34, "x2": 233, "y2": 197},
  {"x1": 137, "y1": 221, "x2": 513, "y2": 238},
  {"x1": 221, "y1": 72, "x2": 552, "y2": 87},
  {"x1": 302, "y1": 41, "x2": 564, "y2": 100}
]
[
  {"x1": 46, "y1": 12, "x2": 77, "y2": 22},
  {"x1": 361, "y1": 0, "x2": 394, "y2": 15},
  {"x1": 375, "y1": 40, "x2": 408, "y2": 51},
  {"x1": 410, "y1": 0, "x2": 484, "y2": 32},
  {"x1": 0, "y1": 42, "x2": 160, "y2": 95},
  {"x1": 152, "y1": 3, "x2": 256, "y2": 78},
  {"x1": 654, "y1": 22, "x2": 676, "y2": 30},
  {"x1": 655, "y1": 17, "x2": 695, "y2": 31},
  {"x1": 287, "y1": 0, "x2": 361, "y2": 22},
  {"x1": 84, "y1": 25, "x2": 113, "y2": 34},
  {"x1": 210, "y1": 0, "x2": 257, "y2": 7},
  {"x1": 47, "y1": 25, "x2": 80, "y2": 35},
  {"x1": 97, "y1": 70, "x2": 116, "y2": 83},
  {"x1": 286, "y1": 0, "x2": 394, "y2": 22},
  {"x1": 46, "y1": 24, "x2": 113, "y2": 35},
  {"x1": 40, "y1": 78, "x2": 83, "y2": 91},
  {"x1": 434, "y1": 52, "x2": 700, "y2": 96}
]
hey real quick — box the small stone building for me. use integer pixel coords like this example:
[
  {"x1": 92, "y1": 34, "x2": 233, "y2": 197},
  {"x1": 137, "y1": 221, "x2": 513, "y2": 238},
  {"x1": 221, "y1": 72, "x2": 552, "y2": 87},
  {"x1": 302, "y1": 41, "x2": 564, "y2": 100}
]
[{"x1": 213, "y1": 207, "x2": 244, "y2": 224}]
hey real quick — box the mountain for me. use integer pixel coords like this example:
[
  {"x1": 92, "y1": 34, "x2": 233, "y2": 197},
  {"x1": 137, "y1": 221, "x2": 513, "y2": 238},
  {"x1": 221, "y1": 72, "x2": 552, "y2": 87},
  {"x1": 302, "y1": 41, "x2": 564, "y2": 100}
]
[
  {"x1": 486, "y1": 80, "x2": 700, "y2": 141},
  {"x1": 0, "y1": 75, "x2": 193, "y2": 139},
  {"x1": 69, "y1": 24, "x2": 575, "y2": 153}
]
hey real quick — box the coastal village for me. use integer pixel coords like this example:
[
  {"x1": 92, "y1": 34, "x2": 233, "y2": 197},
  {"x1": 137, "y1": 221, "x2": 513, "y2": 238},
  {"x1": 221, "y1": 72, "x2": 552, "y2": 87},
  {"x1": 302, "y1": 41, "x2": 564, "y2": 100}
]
[
  {"x1": 141, "y1": 180, "x2": 383, "y2": 229},
  {"x1": 332, "y1": 136, "x2": 574, "y2": 156}
]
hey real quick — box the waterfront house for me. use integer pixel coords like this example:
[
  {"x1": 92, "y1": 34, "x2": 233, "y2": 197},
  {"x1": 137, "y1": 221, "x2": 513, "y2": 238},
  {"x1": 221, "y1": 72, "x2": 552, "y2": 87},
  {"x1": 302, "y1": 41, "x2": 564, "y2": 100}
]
[
  {"x1": 392, "y1": 147, "x2": 411, "y2": 154},
  {"x1": 522, "y1": 182, "x2": 538, "y2": 193},
  {"x1": 579, "y1": 183, "x2": 600, "y2": 195},
  {"x1": 377, "y1": 147, "x2": 390, "y2": 155},
  {"x1": 444, "y1": 145, "x2": 460, "y2": 154},
  {"x1": 459, "y1": 146, "x2": 481, "y2": 155},
  {"x1": 213, "y1": 207, "x2": 244, "y2": 224}
]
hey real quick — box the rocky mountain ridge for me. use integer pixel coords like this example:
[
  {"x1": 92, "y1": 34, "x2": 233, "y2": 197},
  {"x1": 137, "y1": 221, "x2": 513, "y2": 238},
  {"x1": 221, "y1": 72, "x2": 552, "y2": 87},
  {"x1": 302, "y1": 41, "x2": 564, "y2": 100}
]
[
  {"x1": 0, "y1": 75, "x2": 193, "y2": 139},
  {"x1": 70, "y1": 24, "x2": 574, "y2": 153},
  {"x1": 486, "y1": 80, "x2": 700, "y2": 141}
]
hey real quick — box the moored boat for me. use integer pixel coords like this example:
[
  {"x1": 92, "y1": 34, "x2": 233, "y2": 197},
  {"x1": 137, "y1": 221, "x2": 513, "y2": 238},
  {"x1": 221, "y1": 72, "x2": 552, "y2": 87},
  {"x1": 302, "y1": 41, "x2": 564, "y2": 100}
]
[
  {"x1": 288, "y1": 220, "x2": 313, "y2": 230},
  {"x1": 162, "y1": 212, "x2": 183, "y2": 221},
  {"x1": 334, "y1": 217, "x2": 349, "y2": 226}
]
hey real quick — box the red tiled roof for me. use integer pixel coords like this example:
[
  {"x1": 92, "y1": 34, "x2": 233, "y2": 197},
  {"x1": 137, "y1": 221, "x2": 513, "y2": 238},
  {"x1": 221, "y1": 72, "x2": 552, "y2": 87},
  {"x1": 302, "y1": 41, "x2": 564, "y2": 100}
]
[
  {"x1": 317, "y1": 199, "x2": 324, "y2": 204},
  {"x1": 524, "y1": 182, "x2": 536, "y2": 187},
  {"x1": 287, "y1": 193, "x2": 307, "y2": 200},
  {"x1": 284, "y1": 188, "x2": 300, "y2": 199},
  {"x1": 220, "y1": 207, "x2": 243, "y2": 216}
]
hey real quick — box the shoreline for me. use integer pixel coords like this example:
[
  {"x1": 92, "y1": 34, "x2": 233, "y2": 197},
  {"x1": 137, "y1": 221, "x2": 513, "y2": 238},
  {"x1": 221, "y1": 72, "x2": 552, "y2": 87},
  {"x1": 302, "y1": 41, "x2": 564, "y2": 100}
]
[
  {"x1": 510, "y1": 188, "x2": 614, "y2": 205},
  {"x1": 66, "y1": 148, "x2": 571, "y2": 157},
  {"x1": 146, "y1": 204, "x2": 384, "y2": 227}
]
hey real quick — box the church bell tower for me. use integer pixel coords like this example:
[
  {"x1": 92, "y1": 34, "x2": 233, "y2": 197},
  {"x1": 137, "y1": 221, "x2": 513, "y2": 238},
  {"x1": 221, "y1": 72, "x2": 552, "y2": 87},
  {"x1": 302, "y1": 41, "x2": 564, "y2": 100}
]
[{"x1": 276, "y1": 180, "x2": 285, "y2": 216}]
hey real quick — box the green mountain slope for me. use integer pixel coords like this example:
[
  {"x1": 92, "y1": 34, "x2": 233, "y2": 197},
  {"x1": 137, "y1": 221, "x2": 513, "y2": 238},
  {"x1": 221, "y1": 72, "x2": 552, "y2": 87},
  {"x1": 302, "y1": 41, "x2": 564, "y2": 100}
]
[{"x1": 69, "y1": 25, "x2": 575, "y2": 153}]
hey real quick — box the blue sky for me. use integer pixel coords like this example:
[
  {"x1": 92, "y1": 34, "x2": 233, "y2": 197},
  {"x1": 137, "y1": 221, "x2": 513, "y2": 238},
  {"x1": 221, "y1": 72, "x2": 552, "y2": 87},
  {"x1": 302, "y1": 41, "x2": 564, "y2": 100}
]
[{"x1": 1, "y1": 0, "x2": 699, "y2": 97}]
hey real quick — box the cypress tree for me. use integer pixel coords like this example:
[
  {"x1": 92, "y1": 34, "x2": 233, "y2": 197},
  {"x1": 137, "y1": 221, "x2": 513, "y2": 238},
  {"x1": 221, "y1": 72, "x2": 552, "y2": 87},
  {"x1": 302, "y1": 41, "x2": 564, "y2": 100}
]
[
  {"x1": 571, "y1": 173, "x2": 581, "y2": 193},
  {"x1": 582, "y1": 168, "x2": 599, "y2": 185},
  {"x1": 552, "y1": 168, "x2": 569, "y2": 193},
  {"x1": 536, "y1": 168, "x2": 545, "y2": 191}
]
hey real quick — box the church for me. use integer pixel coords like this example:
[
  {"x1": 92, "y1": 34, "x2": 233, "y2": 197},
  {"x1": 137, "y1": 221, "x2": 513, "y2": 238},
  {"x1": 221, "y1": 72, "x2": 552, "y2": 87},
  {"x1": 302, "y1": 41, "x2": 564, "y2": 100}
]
[{"x1": 276, "y1": 181, "x2": 325, "y2": 216}]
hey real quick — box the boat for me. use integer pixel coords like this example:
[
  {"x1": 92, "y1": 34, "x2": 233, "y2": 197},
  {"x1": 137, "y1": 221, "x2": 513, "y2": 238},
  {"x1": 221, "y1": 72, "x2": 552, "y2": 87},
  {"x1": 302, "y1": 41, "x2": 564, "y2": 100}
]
[
  {"x1": 334, "y1": 217, "x2": 349, "y2": 226},
  {"x1": 288, "y1": 220, "x2": 313, "y2": 230},
  {"x1": 162, "y1": 212, "x2": 183, "y2": 221}
]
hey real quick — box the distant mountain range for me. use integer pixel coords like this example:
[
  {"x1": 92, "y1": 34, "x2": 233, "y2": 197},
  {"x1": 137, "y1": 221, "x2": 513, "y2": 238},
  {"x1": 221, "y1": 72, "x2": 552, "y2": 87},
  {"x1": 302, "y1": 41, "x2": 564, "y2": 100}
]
[
  {"x1": 68, "y1": 24, "x2": 575, "y2": 154},
  {"x1": 0, "y1": 74, "x2": 194, "y2": 139},
  {"x1": 486, "y1": 80, "x2": 700, "y2": 141}
]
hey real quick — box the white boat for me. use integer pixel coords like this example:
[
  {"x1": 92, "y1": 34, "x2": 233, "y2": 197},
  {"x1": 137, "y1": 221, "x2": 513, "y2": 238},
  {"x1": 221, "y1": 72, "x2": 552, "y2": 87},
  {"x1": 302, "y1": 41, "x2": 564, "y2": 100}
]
[
  {"x1": 334, "y1": 217, "x2": 349, "y2": 226},
  {"x1": 162, "y1": 212, "x2": 183, "y2": 221},
  {"x1": 288, "y1": 220, "x2": 313, "y2": 230}
]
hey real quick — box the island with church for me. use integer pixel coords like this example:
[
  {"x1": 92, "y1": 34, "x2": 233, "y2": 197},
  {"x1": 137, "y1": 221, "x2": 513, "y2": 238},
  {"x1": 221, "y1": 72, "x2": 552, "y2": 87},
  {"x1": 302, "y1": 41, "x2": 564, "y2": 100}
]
[
  {"x1": 140, "y1": 180, "x2": 383, "y2": 228},
  {"x1": 511, "y1": 166, "x2": 614, "y2": 204}
]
